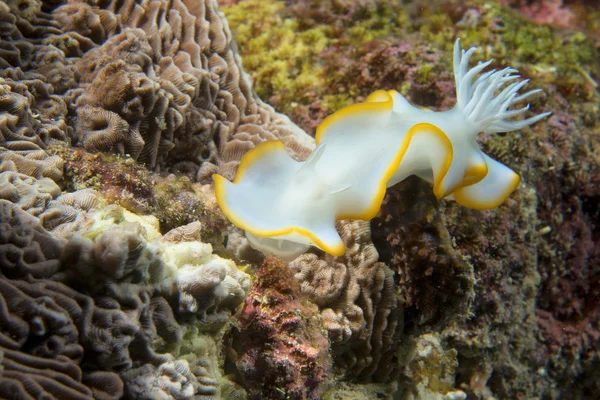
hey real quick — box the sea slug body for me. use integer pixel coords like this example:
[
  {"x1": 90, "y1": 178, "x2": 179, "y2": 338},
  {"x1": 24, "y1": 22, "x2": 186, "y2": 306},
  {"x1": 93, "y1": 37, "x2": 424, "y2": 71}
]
[{"x1": 213, "y1": 39, "x2": 551, "y2": 260}]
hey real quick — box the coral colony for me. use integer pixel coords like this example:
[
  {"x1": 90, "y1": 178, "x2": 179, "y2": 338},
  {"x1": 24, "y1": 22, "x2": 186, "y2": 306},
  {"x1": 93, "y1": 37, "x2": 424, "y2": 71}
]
[{"x1": 214, "y1": 39, "x2": 551, "y2": 260}]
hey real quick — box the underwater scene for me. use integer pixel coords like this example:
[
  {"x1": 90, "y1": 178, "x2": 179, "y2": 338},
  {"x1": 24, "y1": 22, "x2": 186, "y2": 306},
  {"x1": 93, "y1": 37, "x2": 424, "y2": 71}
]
[{"x1": 0, "y1": 0, "x2": 598, "y2": 398}]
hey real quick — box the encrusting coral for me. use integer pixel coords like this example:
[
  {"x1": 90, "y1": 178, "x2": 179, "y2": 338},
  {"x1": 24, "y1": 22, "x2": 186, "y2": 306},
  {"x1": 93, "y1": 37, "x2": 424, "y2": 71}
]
[{"x1": 232, "y1": 256, "x2": 331, "y2": 400}]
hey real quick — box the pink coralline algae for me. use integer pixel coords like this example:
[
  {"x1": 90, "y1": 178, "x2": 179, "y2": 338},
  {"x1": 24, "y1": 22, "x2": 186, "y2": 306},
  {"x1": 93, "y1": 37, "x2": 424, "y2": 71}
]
[
  {"x1": 500, "y1": 0, "x2": 579, "y2": 28},
  {"x1": 232, "y1": 256, "x2": 331, "y2": 400}
]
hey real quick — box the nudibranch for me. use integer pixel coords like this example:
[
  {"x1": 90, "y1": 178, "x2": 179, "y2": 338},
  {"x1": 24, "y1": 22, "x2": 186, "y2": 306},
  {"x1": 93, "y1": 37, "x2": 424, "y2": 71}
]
[{"x1": 213, "y1": 39, "x2": 550, "y2": 260}]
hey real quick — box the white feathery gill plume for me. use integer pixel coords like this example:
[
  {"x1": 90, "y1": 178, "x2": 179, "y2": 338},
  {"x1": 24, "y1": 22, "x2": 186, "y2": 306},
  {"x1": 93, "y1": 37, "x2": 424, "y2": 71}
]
[{"x1": 453, "y1": 38, "x2": 551, "y2": 134}]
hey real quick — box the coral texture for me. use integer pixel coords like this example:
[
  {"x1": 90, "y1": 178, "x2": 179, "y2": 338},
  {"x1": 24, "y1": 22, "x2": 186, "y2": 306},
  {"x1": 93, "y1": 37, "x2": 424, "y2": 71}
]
[
  {"x1": 0, "y1": 197, "x2": 250, "y2": 398},
  {"x1": 224, "y1": 0, "x2": 599, "y2": 397},
  {"x1": 233, "y1": 256, "x2": 331, "y2": 400},
  {"x1": 371, "y1": 177, "x2": 475, "y2": 331},
  {"x1": 55, "y1": 0, "x2": 313, "y2": 181},
  {"x1": 1, "y1": 0, "x2": 598, "y2": 398},
  {"x1": 290, "y1": 220, "x2": 402, "y2": 382}
]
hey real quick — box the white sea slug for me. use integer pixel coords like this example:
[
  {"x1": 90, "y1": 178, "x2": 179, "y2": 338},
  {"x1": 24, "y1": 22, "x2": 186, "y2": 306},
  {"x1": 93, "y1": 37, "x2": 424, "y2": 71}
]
[{"x1": 213, "y1": 39, "x2": 551, "y2": 260}]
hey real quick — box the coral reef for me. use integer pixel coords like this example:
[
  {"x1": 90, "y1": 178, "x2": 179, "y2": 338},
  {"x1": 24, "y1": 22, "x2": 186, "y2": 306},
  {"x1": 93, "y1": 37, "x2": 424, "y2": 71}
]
[
  {"x1": 50, "y1": 143, "x2": 229, "y2": 239},
  {"x1": 396, "y1": 334, "x2": 465, "y2": 400},
  {"x1": 0, "y1": 196, "x2": 250, "y2": 398},
  {"x1": 290, "y1": 221, "x2": 403, "y2": 382},
  {"x1": 232, "y1": 256, "x2": 331, "y2": 400},
  {"x1": 0, "y1": 199, "x2": 63, "y2": 279},
  {"x1": 222, "y1": 0, "x2": 597, "y2": 134},
  {"x1": 221, "y1": 0, "x2": 411, "y2": 133},
  {"x1": 0, "y1": 75, "x2": 66, "y2": 181},
  {"x1": 442, "y1": 184, "x2": 545, "y2": 398},
  {"x1": 55, "y1": 0, "x2": 313, "y2": 181},
  {"x1": 1, "y1": 0, "x2": 598, "y2": 398},
  {"x1": 223, "y1": 0, "x2": 599, "y2": 397}
]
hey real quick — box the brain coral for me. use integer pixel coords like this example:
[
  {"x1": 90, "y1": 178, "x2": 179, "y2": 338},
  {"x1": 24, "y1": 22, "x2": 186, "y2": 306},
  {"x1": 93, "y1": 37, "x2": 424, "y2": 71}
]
[
  {"x1": 0, "y1": 0, "x2": 303, "y2": 398},
  {"x1": 0, "y1": 193, "x2": 250, "y2": 398},
  {"x1": 4, "y1": 0, "x2": 597, "y2": 398},
  {"x1": 54, "y1": 0, "x2": 313, "y2": 180},
  {"x1": 289, "y1": 220, "x2": 402, "y2": 382}
]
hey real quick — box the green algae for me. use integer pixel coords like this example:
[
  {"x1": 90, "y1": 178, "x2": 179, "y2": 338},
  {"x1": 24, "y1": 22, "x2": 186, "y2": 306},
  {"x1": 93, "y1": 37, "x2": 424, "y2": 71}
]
[
  {"x1": 223, "y1": 0, "x2": 329, "y2": 112},
  {"x1": 223, "y1": 0, "x2": 597, "y2": 135},
  {"x1": 418, "y1": 1, "x2": 597, "y2": 82},
  {"x1": 222, "y1": 0, "x2": 409, "y2": 121},
  {"x1": 48, "y1": 143, "x2": 228, "y2": 241}
]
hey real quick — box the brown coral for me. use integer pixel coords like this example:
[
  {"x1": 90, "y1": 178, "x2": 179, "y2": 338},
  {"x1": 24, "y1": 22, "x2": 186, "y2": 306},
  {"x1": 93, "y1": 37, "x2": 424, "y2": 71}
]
[
  {"x1": 0, "y1": 346, "x2": 124, "y2": 400},
  {"x1": 0, "y1": 199, "x2": 63, "y2": 279},
  {"x1": 76, "y1": 105, "x2": 144, "y2": 159},
  {"x1": 56, "y1": 0, "x2": 313, "y2": 177},
  {"x1": 290, "y1": 220, "x2": 402, "y2": 382},
  {"x1": 0, "y1": 76, "x2": 66, "y2": 182},
  {"x1": 0, "y1": 276, "x2": 125, "y2": 400}
]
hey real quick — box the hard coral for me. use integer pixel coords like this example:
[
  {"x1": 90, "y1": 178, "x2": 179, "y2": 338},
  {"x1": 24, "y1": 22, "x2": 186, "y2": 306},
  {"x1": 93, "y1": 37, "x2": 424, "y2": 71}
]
[
  {"x1": 0, "y1": 199, "x2": 63, "y2": 279},
  {"x1": 0, "y1": 76, "x2": 66, "y2": 181},
  {"x1": 54, "y1": 0, "x2": 313, "y2": 179},
  {"x1": 51, "y1": 140, "x2": 229, "y2": 241},
  {"x1": 1, "y1": 197, "x2": 251, "y2": 398},
  {"x1": 290, "y1": 221, "x2": 402, "y2": 382},
  {"x1": 0, "y1": 271, "x2": 127, "y2": 399},
  {"x1": 233, "y1": 256, "x2": 331, "y2": 400}
]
